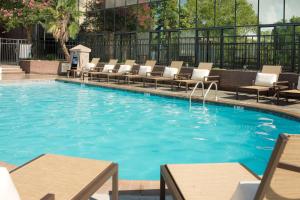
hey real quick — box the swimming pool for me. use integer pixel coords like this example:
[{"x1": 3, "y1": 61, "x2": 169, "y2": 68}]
[{"x1": 0, "y1": 81, "x2": 299, "y2": 180}]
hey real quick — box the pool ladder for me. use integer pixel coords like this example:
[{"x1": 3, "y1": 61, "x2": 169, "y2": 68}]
[{"x1": 189, "y1": 81, "x2": 218, "y2": 105}]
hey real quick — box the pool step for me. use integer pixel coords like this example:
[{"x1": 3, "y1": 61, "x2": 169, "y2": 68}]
[{"x1": 0, "y1": 65, "x2": 25, "y2": 74}]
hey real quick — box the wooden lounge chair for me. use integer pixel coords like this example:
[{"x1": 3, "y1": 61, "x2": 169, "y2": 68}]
[
  {"x1": 90, "y1": 59, "x2": 135, "y2": 82},
  {"x1": 9, "y1": 154, "x2": 118, "y2": 200},
  {"x1": 120, "y1": 60, "x2": 157, "y2": 84},
  {"x1": 174, "y1": 62, "x2": 219, "y2": 92},
  {"x1": 160, "y1": 133, "x2": 300, "y2": 200},
  {"x1": 236, "y1": 65, "x2": 288, "y2": 102},
  {"x1": 87, "y1": 59, "x2": 118, "y2": 81},
  {"x1": 143, "y1": 61, "x2": 184, "y2": 89},
  {"x1": 277, "y1": 75, "x2": 300, "y2": 103},
  {"x1": 67, "y1": 58, "x2": 100, "y2": 78}
]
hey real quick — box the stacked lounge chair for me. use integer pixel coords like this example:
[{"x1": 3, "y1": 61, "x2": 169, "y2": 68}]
[
  {"x1": 236, "y1": 65, "x2": 288, "y2": 102},
  {"x1": 174, "y1": 62, "x2": 219, "y2": 92},
  {"x1": 1, "y1": 154, "x2": 118, "y2": 200},
  {"x1": 120, "y1": 60, "x2": 157, "y2": 84},
  {"x1": 143, "y1": 61, "x2": 184, "y2": 89},
  {"x1": 160, "y1": 133, "x2": 300, "y2": 200},
  {"x1": 277, "y1": 75, "x2": 300, "y2": 103}
]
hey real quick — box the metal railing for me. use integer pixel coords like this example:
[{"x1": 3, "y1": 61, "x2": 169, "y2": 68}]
[
  {"x1": 0, "y1": 38, "x2": 32, "y2": 65},
  {"x1": 1, "y1": 23, "x2": 300, "y2": 72}
]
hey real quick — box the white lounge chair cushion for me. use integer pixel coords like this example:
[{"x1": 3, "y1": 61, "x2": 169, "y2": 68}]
[
  {"x1": 102, "y1": 64, "x2": 115, "y2": 73},
  {"x1": 0, "y1": 167, "x2": 21, "y2": 200},
  {"x1": 255, "y1": 73, "x2": 278, "y2": 87},
  {"x1": 163, "y1": 67, "x2": 178, "y2": 78},
  {"x1": 191, "y1": 69, "x2": 210, "y2": 81},
  {"x1": 231, "y1": 181, "x2": 260, "y2": 200},
  {"x1": 118, "y1": 65, "x2": 132, "y2": 73},
  {"x1": 138, "y1": 65, "x2": 152, "y2": 76},
  {"x1": 85, "y1": 62, "x2": 96, "y2": 69},
  {"x1": 297, "y1": 76, "x2": 300, "y2": 90}
]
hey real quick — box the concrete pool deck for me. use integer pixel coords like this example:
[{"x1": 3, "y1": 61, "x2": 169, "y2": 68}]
[{"x1": 1, "y1": 74, "x2": 300, "y2": 199}]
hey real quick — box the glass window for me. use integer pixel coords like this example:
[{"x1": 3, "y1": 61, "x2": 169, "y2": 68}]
[
  {"x1": 259, "y1": 0, "x2": 283, "y2": 24},
  {"x1": 215, "y1": 0, "x2": 235, "y2": 26},
  {"x1": 126, "y1": 4, "x2": 138, "y2": 31},
  {"x1": 115, "y1": 0, "x2": 125, "y2": 7},
  {"x1": 236, "y1": 0, "x2": 257, "y2": 26},
  {"x1": 115, "y1": 7, "x2": 126, "y2": 31},
  {"x1": 137, "y1": 2, "x2": 153, "y2": 31},
  {"x1": 106, "y1": 0, "x2": 115, "y2": 8},
  {"x1": 285, "y1": 0, "x2": 300, "y2": 23}
]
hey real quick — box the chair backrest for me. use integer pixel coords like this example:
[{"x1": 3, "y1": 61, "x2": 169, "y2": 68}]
[
  {"x1": 198, "y1": 62, "x2": 213, "y2": 70},
  {"x1": 170, "y1": 61, "x2": 184, "y2": 71},
  {"x1": 261, "y1": 65, "x2": 282, "y2": 76},
  {"x1": 124, "y1": 60, "x2": 136, "y2": 66},
  {"x1": 90, "y1": 58, "x2": 100, "y2": 65},
  {"x1": 108, "y1": 59, "x2": 118, "y2": 65},
  {"x1": 254, "y1": 134, "x2": 300, "y2": 200},
  {"x1": 144, "y1": 60, "x2": 157, "y2": 68}
]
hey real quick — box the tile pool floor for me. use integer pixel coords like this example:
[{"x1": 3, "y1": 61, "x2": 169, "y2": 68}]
[{"x1": 1, "y1": 74, "x2": 300, "y2": 199}]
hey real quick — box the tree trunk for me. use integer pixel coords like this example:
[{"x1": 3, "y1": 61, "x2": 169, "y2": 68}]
[{"x1": 59, "y1": 39, "x2": 70, "y2": 62}]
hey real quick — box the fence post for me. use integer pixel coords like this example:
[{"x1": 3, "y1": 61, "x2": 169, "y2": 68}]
[
  {"x1": 257, "y1": 26, "x2": 261, "y2": 70},
  {"x1": 206, "y1": 30, "x2": 210, "y2": 62},
  {"x1": 0, "y1": 38, "x2": 2, "y2": 64},
  {"x1": 16, "y1": 39, "x2": 20, "y2": 65},
  {"x1": 220, "y1": 29, "x2": 224, "y2": 68},
  {"x1": 291, "y1": 25, "x2": 296, "y2": 72},
  {"x1": 194, "y1": 29, "x2": 199, "y2": 66}
]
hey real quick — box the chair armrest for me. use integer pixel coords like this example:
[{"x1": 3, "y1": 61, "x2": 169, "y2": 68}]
[
  {"x1": 149, "y1": 72, "x2": 163, "y2": 76},
  {"x1": 177, "y1": 74, "x2": 190, "y2": 80},
  {"x1": 273, "y1": 81, "x2": 290, "y2": 90},
  {"x1": 41, "y1": 193, "x2": 55, "y2": 200},
  {"x1": 94, "y1": 67, "x2": 104, "y2": 72},
  {"x1": 205, "y1": 75, "x2": 220, "y2": 81}
]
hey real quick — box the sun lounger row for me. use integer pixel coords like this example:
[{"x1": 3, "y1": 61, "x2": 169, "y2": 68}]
[
  {"x1": 69, "y1": 58, "x2": 300, "y2": 103},
  {"x1": 1, "y1": 134, "x2": 299, "y2": 200}
]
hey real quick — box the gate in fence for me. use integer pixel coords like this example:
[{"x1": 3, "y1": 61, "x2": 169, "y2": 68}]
[{"x1": 0, "y1": 38, "x2": 32, "y2": 65}]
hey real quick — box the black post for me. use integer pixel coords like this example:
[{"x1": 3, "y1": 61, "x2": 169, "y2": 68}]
[
  {"x1": 158, "y1": 32, "x2": 161, "y2": 64},
  {"x1": 257, "y1": 26, "x2": 261, "y2": 70},
  {"x1": 206, "y1": 30, "x2": 210, "y2": 62},
  {"x1": 214, "y1": 0, "x2": 217, "y2": 27},
  {"x1": 195, "y1": 29, "x2": 199, "y2": 66},
  {"x1": 220, "y1": 29, "x2": 224, "y2": 68},
  {"x1": 149, "y1": 32, "x2": 152, "y2": 60},
  {"x1": 283, "y1": 0, "x2": 286, "y2": 23},
  {"x1": 291, "y1": 25, "x2": 296, "y2": 72}
]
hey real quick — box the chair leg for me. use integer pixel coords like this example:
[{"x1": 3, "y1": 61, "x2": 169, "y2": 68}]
[
  {"x1": 112, "y1": 168, "x2": 118, "y2": 200},
  {"x1": 257, "y1": 91, "x2": 260, "y2": 102},
  {"x1": 160, "y1": 174, "x2": 166, "y2": 200},
  {"x1": 236, "y1": 88, "x2": 239, "y2": 100},
  {"x1": 186, "y1": 83, "x2": 188, "y2": 93},
  {"x1": 155, "y1": 80, "x2": 157, "y2": 89},
  {"x1": 143, "y1": 79, "x2": 146, "y2": 87}
]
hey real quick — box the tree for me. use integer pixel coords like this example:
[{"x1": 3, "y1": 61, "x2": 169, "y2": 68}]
[
  {"x1": 0, "y1": 0, "x2": 51, "y2": 42},
  {"x1": 43, "y1": 0, "x2": 81, "y2": 62}
]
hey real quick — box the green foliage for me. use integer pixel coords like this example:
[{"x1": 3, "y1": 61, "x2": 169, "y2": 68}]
[
  {"x1": 43, "y1": 0, "x2": 81, "y2": 61},
  {"x1": 0, "y1": 0, "x2": 51, "y2": 41}
]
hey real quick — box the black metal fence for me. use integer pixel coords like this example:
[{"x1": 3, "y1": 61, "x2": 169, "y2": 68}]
[
  {"x1": 0, "y1": 38, "x2": 31, "y2": 65},
  {"x1": 1, "y1": 23, "x2": 300, "y2": 73}
]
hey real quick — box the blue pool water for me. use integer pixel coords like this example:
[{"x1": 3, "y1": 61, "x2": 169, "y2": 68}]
[{"x1": 0, "y1": 81, "x2": 299, "y2": 180}]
